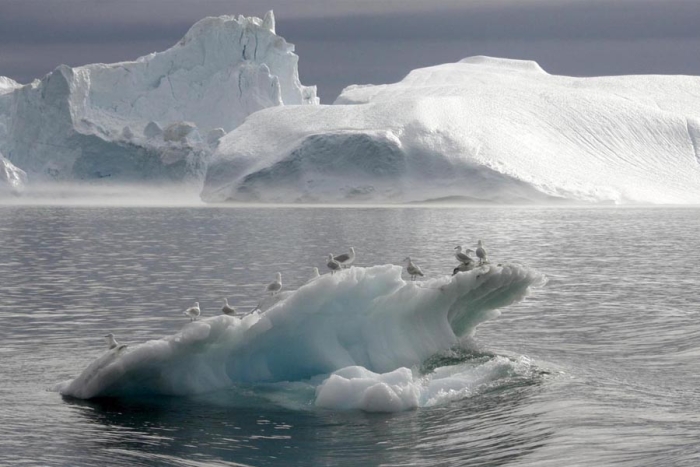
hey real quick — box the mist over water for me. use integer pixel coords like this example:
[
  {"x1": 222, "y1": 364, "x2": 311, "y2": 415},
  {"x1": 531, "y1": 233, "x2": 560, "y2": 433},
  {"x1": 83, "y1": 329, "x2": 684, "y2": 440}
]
[
  {"x1": 1, "y1": 183, "x2": 205, "y2": 207},
  {"x1": 1, "y1": 205, "x2": 699, "y2": 466}
]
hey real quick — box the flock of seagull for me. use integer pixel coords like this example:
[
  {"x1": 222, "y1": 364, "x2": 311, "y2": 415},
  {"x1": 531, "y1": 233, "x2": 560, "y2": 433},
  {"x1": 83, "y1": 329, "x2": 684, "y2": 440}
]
[{"x1": 104, "y1": 241, "x2": 488, "y2": 350}]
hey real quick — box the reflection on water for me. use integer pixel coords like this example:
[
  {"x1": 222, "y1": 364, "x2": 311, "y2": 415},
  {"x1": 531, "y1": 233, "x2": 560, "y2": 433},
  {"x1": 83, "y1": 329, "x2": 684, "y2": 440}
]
[{"x1": 65, "y1": 371, "x2": 551, "y2": 467}]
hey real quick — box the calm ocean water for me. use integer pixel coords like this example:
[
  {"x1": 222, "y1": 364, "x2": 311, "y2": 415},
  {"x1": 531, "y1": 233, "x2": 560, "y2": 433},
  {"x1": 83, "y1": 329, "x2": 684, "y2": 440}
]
[{"x1": 1, "y1": 205, "x2": 699, "y2": 466}]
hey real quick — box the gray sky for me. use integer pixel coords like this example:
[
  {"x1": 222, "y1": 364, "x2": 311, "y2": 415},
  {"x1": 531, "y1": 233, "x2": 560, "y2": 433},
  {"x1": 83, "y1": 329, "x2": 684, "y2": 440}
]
[{"x1": 1, "y1": 0, "x2": 700, "y2": 103}]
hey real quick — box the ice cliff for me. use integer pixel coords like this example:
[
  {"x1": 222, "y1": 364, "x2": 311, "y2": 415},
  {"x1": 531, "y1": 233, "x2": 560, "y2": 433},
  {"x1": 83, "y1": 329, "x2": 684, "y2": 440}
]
[
  {"x1": 0, "y1": 11, "x2": 317, "y2": 185},
  {"x1": 203, "y1": 56, "x2": 700, "y2": 204}
]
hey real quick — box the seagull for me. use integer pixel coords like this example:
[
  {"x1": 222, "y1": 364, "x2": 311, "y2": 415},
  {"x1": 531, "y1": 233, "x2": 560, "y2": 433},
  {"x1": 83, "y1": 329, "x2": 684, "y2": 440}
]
[
  {"x1": 404, "y1": 256, "x2": 424, "y2": 281},
  {"x1": 454, "y1": 246, "x2": 475, "y2": 264},
  {"x1": 104, "y1": 333, "x2": 128, "y2": 352},
  {"x1": 266, "y1": 272, "x2": 282, "y2": 295},
  {"x1": 222, "y1": 298, "x2": 236, "y2": 315},
  {"x1": 334, "y1": 247, "x2": 355, "y2": 268},
  {"x1": 453, "y1": 261, "x2": 476, "y2": 275},
  {"x1": 327, "y1": 254, "x2": 342, "y2": 274},
  {"x1": 476, "y1": 240, "x2": 487, "y2": 265},
  {"x1": 309, "y1": 267, "x2": 321, "y2": 281},
  {"x1": 104, "y1": 333, "x2": 119, "y2": 350},
  {"x1": 183, "y1": 301, "x2": 201, "y2": 321}
]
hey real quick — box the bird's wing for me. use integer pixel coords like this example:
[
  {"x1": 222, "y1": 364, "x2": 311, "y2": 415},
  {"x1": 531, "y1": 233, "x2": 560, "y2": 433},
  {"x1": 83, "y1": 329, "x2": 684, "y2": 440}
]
[{"x1": 334, "y1": 253, "x2": 350, "y2": 262}]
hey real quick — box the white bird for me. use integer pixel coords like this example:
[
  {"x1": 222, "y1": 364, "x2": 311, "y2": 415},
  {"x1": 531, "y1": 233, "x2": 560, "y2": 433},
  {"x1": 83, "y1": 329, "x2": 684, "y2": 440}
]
[
  {"x1": 104, "y1": 333, "x2": 128, "y2": 352},
  {"x1": 309, "y1": 267, "x2": 321, "y2": 281},
  {"x1": 104, "y1": 333, "x2": 119, "y2": 350},
  {"x1": 476, "y1": 240, "x2": 487, "y2": 265},
  {"x1": 183, "y1": 301, "x2": 201, "y2": 321},
  {"x1": 266, "y1": 272, "x2": 282, "y2": 295},
  {"x1": 404, "y1": 256, "x2": 424, "y2": 281},
  {"x1": 222, "y1": 298, "x2": 236, "y2": 315},
  {"x1": 327, "y1": 254, "x2": 342, "y2": 274},
  {"x1": 334, "y1": 247, "x2": 356, "y2": 268},
  {"x1": 454, "y1": 246, "x2": 475, "y2": 264}
]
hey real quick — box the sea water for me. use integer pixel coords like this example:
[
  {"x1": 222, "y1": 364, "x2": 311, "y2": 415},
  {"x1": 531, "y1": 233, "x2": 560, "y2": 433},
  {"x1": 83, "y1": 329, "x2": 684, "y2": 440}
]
[{"x1": 1, "y1": 206, "x2": 699, "y2": 466}]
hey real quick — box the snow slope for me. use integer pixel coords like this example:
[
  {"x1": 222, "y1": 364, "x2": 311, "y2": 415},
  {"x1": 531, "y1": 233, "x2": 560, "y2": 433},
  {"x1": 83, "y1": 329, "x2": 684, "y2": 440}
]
[
  {"x1": 55, "y1": 263, "x2": 544, "y2": 399},
  {"x1": 203, "y1": 56, "x2": 700, "y2": 204},
  {"x1": 0, "y1": 11, "x2": 317, "y2": 184}
]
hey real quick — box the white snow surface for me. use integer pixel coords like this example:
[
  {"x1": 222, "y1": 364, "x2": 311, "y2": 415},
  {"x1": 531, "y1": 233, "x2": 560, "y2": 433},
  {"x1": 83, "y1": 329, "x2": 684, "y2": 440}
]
[
  {"x1": 0, "y1": 77, "x2": 21, "y2": 95},
  {"x1": 54, "y1": 263, "x2": 544, "y2": 399},
  {"x1": 0, "y1": 152, "x2": 27, "y2": 194},
  {"x1": 0, "y1": 11, "x2": 317, "y2": 183},
  {"x1": 203, "y1": 56, "x2": 700, "y2": 204}
]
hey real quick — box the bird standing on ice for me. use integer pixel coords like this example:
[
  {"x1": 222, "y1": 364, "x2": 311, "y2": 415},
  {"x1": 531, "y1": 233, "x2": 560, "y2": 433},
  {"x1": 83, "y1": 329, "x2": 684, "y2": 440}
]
[
  {"x1": 327, "y1": 254, "x2": 341, "y2": 274},
  {"x1": 266, "y1": 272, "x2": 282, "y2": 295},
  {"x1": 334, "y1": 247, "x2": 355, "y2": 268},
  {"x1": 309, "y1": 267, "x2": 321, "y2": 281},
  {"x1": 104, "y1": 333, "x2": 119, "y2": 350},
  {"x1": 183, "y1": 302, "x2": 201, "y2": 321},
  {"x1": 476, "y1": 240, "x2": 487, "y2": 265},
  {"x1": 404, "y1": 257, "x2": 424, "y2": 281},
  {"x1": 221, "y1": 298, "x2": 236, "y2": 315},
  {"x1": 455, "y1": 246, "x2": 475, "y2": 264}
]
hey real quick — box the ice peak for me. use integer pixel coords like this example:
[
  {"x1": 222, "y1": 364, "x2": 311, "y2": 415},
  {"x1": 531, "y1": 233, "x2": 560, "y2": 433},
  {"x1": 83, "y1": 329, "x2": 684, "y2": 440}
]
[{"x1": 263, "y1": 10, "x2": 276, "y2": 33}]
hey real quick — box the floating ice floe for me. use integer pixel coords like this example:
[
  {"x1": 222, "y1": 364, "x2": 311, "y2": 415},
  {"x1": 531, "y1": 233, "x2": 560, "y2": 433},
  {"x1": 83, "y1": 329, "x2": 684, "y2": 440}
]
[{"x1": 55, "y1": 263, "x2": 544, "y2": 400}]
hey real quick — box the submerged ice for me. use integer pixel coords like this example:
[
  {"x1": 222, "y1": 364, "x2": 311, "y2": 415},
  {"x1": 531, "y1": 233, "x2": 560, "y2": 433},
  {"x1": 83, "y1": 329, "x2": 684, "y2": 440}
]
[
  {"x1": 315, "y1": 355, "x2": 533, "y2": 413},
  {"x1": 55, "y1": 263, "x2": 544, "y2": 400}
]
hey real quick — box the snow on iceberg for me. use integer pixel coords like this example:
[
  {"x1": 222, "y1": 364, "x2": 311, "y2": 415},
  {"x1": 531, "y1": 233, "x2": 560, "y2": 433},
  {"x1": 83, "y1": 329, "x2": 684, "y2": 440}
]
[
  {"x1": 0, "y1": 152, "x2": 27, "y2": 194},
  {"x1": 203, "y1": 56, "x2": 700, "y2": 204},
  {"x1": 55, "y1": 263, "x2": 544, "y2": 399},
  {"x1": 0, "y1": 11, "x2": 317, "y2": 184}
]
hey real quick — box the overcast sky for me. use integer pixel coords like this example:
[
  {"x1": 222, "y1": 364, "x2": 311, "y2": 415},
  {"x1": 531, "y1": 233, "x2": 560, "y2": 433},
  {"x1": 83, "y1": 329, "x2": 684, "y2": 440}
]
[{"x1": 1, "y1": 0, "x2": 699, "y2": 102}]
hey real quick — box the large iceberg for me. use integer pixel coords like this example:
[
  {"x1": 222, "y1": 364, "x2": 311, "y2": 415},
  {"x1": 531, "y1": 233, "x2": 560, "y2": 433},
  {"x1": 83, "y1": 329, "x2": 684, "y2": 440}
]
[
  {"x1": 203, "y1": 56, "x2": 700, "y2": 204},
  {"x1": 55, "y1": 263, "x2": 544, "y2": 400},
  {"x1": 0, "y1": 11, "x2": 317, "y2": 185}
]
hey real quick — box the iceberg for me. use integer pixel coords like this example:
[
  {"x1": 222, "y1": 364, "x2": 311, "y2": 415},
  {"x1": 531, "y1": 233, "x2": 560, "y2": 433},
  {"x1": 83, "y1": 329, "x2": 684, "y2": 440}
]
[
  {"x1": 55, "y1": 263, "x2": 544, "y2": 400},
  {"x1": 0, "y1": 11, "x2": 317, "y2": 184},
  {"x1": 203, "y1": 56, "x2": 700, "y2": 204}
]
